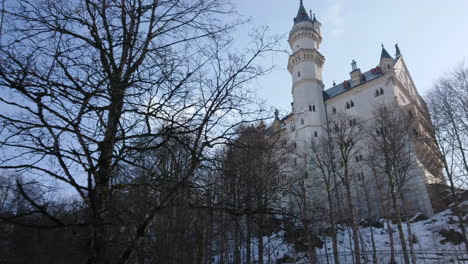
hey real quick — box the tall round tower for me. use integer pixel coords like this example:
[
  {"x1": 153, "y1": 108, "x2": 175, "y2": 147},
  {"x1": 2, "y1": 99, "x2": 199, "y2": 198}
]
[{"x1": 288, "y1": 1, "x2": 327, "y2": 146}]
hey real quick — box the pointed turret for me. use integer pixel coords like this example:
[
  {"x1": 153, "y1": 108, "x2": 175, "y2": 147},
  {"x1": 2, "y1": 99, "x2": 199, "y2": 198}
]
[
  {"x1": 380, "y1": 44, "x2": 394, "y2": 72},
  {"x1": 294, "y1": 0, "x2": 312, "y2": 24},
  {"x1": 380, "y1": 44, "x2": 392, "y2": 60}
]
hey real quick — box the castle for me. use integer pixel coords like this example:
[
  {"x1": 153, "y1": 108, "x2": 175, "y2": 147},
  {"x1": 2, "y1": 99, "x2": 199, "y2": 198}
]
[{"x1": 267, "y1": 1, "x2": 445, "y2": 219}]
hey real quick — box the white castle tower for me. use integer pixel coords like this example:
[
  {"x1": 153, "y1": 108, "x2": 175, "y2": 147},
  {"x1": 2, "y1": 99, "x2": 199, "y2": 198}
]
[{"x1": 288, "y1": 0, "x2": 327, "y2": 149}]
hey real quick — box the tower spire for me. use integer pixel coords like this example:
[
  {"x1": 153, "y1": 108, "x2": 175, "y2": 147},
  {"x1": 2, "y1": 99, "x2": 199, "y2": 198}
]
[
  {"x1": 294, "y1": 0, "x2": 311, "y2": 24},
  {"x1": 380, "y1": 44, "x2": 392, "y2": 60}
]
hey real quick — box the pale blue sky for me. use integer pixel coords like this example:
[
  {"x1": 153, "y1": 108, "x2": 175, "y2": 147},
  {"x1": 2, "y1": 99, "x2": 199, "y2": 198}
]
[{"x1": 233, "y1": 0, "x2": 468, "y2": 113}]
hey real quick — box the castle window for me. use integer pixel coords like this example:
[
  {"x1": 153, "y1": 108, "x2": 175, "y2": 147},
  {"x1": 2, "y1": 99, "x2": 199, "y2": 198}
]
[
  {"x1": 346, "y1": 101, "x2": 355, "y2": 109},
  {"x1": 355, "y1": 154, "x2": 363, "y2": 162},
  {"x1": 358, "y1": 172, "x2": 365, "y2": 180},
  {"x1": 314, "y1": 131, "x2": 318, "y2": 137},
  {"x1": 332, "y1": 107, "x2": 336, "y2": 114},
  {"x1": 301, "y1": 118, "x2": 304, "y2": 125},
  {"x1": 375, "y1": 88, "x2": 384, "y2": 97},
  {"x1": 298, "y1": 71, "x2": 301, "y2": 77},
  {"x1": 291, "y1": 125, "x2": 296, "y2": 132},
  {"x1": 376, "y1": 127, "x2": 383, "y2": 136},
  {"x1": 313, "y1": 105, "x2": 316, "y2": 112},
  {"x1": 293, "y1": 142, "x2": 297, "y2": 149}
]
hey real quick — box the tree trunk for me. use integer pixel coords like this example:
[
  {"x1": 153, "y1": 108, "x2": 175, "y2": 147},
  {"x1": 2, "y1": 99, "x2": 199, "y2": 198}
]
[
  {"x1": 386, "y1": 218, "x2": 396, "y2": 264},
  {"x1": 246, "y1": 215, "x2": 251, "y2": 264},
  {"x1": 258, "y1": 215, "x2": 264, "y2": 264},
  {"x1": 390, "y1": 189, "x2": 410, "y2": 264},
  {"x1": 343, "y1": 175, "x2": 361, "y2": 264},
  {"x1": 234, "y1": 220, "x2": 241, "y2": 264},
  {"x1": 306, "y1": 229, "x2": 318, "y2": 264},
  {"x1": 327, "y1": 190, "x2": 340, "y2": 264}
]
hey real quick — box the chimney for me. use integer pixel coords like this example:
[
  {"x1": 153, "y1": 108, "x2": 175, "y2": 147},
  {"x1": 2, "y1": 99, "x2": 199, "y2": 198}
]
[{"x1": 350, "y1": 59, "x2": 362, "y2": 86}]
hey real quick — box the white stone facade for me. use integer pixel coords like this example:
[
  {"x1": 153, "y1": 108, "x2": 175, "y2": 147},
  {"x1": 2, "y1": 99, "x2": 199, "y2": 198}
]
[{"x1": 270, "y1": 2, "x2": 445, "y2": 219}]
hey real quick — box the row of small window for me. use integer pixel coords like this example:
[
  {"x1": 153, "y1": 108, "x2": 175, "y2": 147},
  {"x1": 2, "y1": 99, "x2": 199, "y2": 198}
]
[
  {"x1": 291, "y1": 104, "x2": 316, "y2": 113},
  {"x1": 338, "y1": 154, "x2": 364, "y2": 167},
  {"x1": 330, "y1": 88, "x2": 385, "y2": 113}
]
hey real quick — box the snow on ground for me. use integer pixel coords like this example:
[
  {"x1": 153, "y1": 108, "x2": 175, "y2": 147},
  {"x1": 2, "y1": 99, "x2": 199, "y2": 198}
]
[
  {"x1": 316, "y1": 208, "x2": 468, "y2": 263},
  {"x1": 213, "y1": 207, "x2": 468, "y2": 263}
]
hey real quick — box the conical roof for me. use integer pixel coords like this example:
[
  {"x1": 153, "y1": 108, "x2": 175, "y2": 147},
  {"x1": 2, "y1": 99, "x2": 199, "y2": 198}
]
[
  {"x1": 380, "y1": 45, "x2": 392, "y2": 60},
  {"x1": 294, "y1": 0, "x2": 312, "y2": 24}
]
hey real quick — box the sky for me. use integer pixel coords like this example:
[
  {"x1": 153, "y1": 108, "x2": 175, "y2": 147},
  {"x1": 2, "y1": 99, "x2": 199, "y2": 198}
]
[{"x1": 232, "y1": 0, "x2": 468, "y2": 113}]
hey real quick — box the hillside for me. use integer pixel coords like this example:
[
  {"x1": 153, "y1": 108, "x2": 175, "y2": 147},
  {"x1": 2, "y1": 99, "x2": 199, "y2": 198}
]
[{"x1": 214, "y1": 204, "x2": 468, "y2": 263}]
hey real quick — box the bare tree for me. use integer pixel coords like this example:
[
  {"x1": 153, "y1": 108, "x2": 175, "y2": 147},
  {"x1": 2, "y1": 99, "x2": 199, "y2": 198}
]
[
  {"x1": 328, "y1": 112, "x2": 365, "y2": 264},
  {"x1": 427, "y1": 62, "x2": 468, "y2": 251},
  {"x1": 0, "y1": 1, "x2": 280, "y2": 263},
  {"x1": 367, "y1": 104, "x2": 422, "y2": 264},
  {"x1": 308, "y1": 136, "x2": 341, "y2": 264}
]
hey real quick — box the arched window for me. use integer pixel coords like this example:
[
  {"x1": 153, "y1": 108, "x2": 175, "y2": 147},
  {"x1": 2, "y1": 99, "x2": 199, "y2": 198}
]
[
  {"x1": 350, "y1": 100, "x2": 354, "y2": 107},
  {"x1": 346, "y1": 102, "x2": 350, "y2": 109},
  {"x1": 380, "y1": 88, "x2": 384, "y2": 95},
  {"x1": 375, "y1": 89, "x2": 379, "y2": 97}
]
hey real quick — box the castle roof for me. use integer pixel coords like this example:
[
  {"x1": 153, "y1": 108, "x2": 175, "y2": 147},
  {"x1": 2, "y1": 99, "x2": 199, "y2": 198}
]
[
  {"x1": 323, "y1": 68, "x2": 384, "y2": 100},
  {"x1": 294, "y1": 0, "x2": 312, "y2": 24},
  {"x1": 380, "y1": 45, "x2": 393, "y2": 60}
]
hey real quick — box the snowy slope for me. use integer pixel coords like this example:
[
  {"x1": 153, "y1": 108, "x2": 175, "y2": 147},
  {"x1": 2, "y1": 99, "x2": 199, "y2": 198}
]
[{"x1": 216, "y1": 207, "x2": 468, "y2": 263}]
